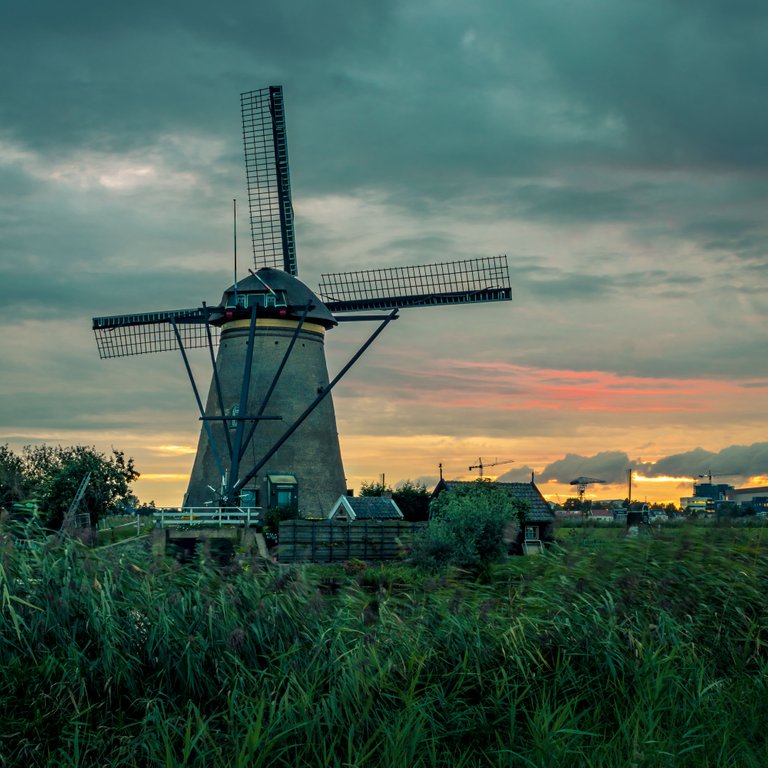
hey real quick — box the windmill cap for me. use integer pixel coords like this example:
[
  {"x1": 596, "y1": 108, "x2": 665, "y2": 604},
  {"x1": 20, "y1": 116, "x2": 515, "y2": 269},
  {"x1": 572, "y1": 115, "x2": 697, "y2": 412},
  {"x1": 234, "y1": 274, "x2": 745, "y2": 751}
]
[{"x1": 217, "y1": 268, "x2": 337, "y2": 328}]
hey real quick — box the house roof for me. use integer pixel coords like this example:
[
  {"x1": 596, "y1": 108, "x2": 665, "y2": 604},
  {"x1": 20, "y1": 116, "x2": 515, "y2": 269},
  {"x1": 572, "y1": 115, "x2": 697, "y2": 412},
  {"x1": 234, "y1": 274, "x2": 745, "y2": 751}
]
[
  {"x1": 432, "y1": 480, "x2": 555, "y2": 523},
  {"x1": 330, "y1": 495, "x2": 404, "y2": 520}
]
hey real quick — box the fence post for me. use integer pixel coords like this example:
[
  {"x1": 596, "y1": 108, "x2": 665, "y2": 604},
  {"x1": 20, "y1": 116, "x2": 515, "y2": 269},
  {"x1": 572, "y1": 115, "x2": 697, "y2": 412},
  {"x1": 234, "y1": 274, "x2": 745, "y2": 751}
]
[
  {"x1": 311, "y1": 521, "x2": 316, "y2": 563},
  {"x1": 346, "y1": 522, "x2": 351, "y2": 561}
]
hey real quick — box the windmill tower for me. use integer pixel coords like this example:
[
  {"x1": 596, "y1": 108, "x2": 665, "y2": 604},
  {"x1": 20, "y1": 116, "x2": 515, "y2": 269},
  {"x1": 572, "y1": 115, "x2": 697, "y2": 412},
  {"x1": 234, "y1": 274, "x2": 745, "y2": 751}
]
[{"x1": 92, "y1": 85, "x2": 512, "y2": 517}]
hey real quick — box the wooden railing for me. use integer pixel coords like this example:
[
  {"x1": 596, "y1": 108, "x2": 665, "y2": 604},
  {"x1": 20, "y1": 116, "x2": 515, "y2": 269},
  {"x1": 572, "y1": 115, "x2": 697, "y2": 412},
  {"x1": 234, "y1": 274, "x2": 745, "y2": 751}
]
[{"x1": 153, "y1": 507, "x2": 262, "y2": 528}]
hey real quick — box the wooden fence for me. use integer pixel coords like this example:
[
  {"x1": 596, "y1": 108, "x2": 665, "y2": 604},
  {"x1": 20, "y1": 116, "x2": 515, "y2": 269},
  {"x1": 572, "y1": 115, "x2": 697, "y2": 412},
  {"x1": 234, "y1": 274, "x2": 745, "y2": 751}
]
[{"x1": 277, "y1": 520, "x2": 427, "y2": 563}]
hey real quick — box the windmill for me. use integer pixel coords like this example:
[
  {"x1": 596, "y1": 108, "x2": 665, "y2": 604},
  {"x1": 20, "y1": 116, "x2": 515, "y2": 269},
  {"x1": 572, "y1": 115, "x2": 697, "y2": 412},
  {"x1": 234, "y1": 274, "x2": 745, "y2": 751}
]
[{"x1": 92, "y1": 86, "x2": 512, "y2": 517}]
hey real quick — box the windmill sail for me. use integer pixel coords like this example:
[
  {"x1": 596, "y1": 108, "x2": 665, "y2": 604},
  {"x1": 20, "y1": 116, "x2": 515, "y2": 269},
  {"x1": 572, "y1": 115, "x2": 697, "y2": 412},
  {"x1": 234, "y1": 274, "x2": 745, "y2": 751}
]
[
  {"x1": 92, "y1": 308, "x2": 217, "y2": 359},
  {"x1": 241, "y1": 86, "x2": 298, "y2": 276},
  {"x1": 318, "y1": 255, "x2": 512, "y2": 313}
]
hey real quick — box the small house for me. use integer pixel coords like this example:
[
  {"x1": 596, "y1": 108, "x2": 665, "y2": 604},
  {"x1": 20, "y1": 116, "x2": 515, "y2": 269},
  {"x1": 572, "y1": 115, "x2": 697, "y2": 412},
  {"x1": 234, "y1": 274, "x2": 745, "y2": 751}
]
[{"x1": 328, "y1": 495, "x2": 404, "y2": 523}]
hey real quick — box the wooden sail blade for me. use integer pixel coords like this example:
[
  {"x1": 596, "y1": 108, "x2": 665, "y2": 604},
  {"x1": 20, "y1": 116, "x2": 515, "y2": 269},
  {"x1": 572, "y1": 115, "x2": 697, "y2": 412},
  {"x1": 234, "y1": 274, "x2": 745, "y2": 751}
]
[
  {"x1": 318, "y1": 255, "x2": 512, "y2": 313},
  {"x1": 241, "y1": 86, "x2": 298, "y2": 276},
  {"x1": 92, "y1": 308, "x2": 217, "y2": 359}
]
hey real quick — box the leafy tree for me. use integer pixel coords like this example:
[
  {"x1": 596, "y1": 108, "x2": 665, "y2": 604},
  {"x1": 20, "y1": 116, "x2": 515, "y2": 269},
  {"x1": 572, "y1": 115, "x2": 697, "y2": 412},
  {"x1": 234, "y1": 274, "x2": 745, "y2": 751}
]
[
  {"x1": 392, "y1": 480, "x2": 431, "y2": 522},
  {"x1": 22, "y1": 445, "x2": 139, "y2": 529},
  {"x1": 563, "y1": 497, "x2": 583, "y2": 512},
  {"x1": 0, "y1": 445, "x2": 28, "y2": 509},
  {"x1": 416, "y1": 480, "x2": 526, "y2": 578},
  {"x1": 359, "y1": 480, "x2": 393, "y2": 497}
]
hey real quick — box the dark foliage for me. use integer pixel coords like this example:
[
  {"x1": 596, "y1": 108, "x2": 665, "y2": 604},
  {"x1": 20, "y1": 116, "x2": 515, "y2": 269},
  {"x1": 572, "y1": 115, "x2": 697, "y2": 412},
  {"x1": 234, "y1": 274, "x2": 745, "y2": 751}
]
[{"x1": 0, "y1": 444, "x2": 139, "y2": 528}]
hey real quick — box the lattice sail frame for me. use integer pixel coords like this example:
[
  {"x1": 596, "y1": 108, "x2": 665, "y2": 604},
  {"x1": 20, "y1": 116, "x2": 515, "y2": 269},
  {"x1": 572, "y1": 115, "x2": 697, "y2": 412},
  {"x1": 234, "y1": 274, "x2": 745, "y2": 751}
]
[
  {"x1": 318, "y1": 255, "x2": 512, "y2": 313},
  {"x1": 92, "y1": 308, "x2": 219, "y2": 359},
  {"x1": 241, "y1": 86, "x2": 297, "y2": 276}
]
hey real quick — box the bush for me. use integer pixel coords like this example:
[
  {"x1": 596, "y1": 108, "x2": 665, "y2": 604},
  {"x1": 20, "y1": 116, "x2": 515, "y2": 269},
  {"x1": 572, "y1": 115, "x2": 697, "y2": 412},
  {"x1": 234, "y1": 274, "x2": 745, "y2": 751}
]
[
  {"x1": 262, "y1": 503, "x2": 299, "y2": 536},
  {"x1": 414, "y1": 480, "x2": 525, "y2": 575}
]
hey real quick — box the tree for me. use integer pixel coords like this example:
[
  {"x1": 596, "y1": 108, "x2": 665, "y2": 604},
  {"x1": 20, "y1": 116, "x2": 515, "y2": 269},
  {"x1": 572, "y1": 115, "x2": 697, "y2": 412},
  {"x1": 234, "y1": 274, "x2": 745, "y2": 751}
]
[
  {"x1": 416, "y1": 480, "x2": 526, "y2": 578},
  {"x1": 359, "y1": 480, "x2": 393, "y2": 497},
  {"x1": 0, "y1": 445, "x2": 28, "y2": 510},
  {"x1": 22, "y1": 445, "x2": 140, "y2": 529},
  {"x1": 715, "y1": 501, "x2": 741, "y2": 521},
  {"x1": 563, "y1": 497, "x2": 583, "y2": 512},
  {"x1": 392, "y1": 480, "x2": 431, "y2": 522}
]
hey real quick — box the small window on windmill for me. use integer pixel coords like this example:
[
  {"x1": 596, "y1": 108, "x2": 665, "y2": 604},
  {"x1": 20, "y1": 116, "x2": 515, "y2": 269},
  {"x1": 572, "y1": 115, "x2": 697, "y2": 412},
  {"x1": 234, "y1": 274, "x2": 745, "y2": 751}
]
[{"x1": 525, "y1": 526, "x2": 538, "y2": 541}]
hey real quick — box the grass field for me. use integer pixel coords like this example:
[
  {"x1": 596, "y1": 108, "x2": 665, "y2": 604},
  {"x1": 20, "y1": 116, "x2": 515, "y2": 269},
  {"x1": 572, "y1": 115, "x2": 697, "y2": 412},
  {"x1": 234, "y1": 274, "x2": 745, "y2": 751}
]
[{"x1": 1, "y1": 522, "x2": 766, "y2": 766}]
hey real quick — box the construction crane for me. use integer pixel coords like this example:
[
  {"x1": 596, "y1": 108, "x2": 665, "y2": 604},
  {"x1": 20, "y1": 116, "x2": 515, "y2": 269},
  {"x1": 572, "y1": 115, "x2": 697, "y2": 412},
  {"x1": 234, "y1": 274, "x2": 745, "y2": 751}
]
[
  {"x1": 468, "y1": 458, "x2": 514, "y2": 477},
  {"x1": 569, "y1": 476, "x2": 606, "y2": 503},
  {"x1": 697, "y1": 470, "x2": 734, "y2": 484}
]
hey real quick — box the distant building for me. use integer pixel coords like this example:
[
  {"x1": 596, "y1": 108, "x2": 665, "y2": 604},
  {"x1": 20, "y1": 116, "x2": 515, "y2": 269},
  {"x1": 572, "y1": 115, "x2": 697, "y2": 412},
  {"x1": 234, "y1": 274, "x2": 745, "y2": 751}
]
[
  {"x1": 679, "y1": 496, "x2": 712, "y2": 514},
  {"x1": 725, "y1": 485, "x2": 768, "y2": 513},
  {"x1": 693, "y1": 483, "x2": 734, "y2": 501}
]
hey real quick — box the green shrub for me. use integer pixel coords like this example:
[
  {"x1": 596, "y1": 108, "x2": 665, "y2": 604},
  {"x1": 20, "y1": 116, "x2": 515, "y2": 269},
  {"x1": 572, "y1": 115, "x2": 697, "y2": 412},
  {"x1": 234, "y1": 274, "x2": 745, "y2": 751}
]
[
  {"x1": 414, "y1": 480, "x2": 524, "y2": 575},
  {"x1": 262, "y1": 503, "x2": 298, "y2": 535}
]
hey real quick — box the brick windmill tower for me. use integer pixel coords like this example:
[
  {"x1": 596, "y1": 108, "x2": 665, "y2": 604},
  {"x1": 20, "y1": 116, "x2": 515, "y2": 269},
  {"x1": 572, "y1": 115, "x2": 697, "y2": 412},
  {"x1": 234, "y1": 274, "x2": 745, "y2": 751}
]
[{"x1": 93, "y1": 86, "x2": 511, "y2": 517}]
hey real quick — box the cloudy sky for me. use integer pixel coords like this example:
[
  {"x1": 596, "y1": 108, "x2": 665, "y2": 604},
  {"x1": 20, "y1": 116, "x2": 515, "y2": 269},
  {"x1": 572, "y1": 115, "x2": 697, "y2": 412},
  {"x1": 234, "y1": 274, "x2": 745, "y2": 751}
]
[{"x1": 1, "y1": 0, "x2": 767, "y2": 507}]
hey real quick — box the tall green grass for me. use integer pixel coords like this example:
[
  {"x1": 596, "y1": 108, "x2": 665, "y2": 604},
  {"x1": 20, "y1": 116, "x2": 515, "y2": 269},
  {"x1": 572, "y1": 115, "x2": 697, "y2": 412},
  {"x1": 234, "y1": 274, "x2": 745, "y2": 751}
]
[{"x1": 1, "y1": 524, "x2": 766, "y2": 766}]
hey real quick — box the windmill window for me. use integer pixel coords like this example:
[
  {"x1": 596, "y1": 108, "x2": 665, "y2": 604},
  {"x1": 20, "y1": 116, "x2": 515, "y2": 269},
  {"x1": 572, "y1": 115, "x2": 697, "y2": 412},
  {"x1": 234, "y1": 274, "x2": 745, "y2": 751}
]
[{"x1": 525, "y1": 526, "x2": 538, "y2": 541}]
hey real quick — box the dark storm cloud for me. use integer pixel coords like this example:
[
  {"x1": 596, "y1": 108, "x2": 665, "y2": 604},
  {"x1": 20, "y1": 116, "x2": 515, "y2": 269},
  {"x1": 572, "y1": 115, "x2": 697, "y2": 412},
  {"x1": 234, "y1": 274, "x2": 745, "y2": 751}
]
[
  {"x1": 537, "y1": 451, "x2": 633, "y2": 484},
  {"x1": 0, "y1": 268, "x2": 224, "y2": 322},
  {"x1": 494, "y1": 465, "x2": 538, "y2": 484},
  {"x1": 515, "y1": 263, "x2": 705, "y2": 303},
  {"x1": 0, "y1": 1, "x2": 393, "y2": 155},
  {"x1": 652, "y1": 443, "x2": 768, "y2": 480},
  {"x1": 535, "y1": 443, "x2": 768, "y2": 485},
  {"x1": 3, "y1": 0, "x2": 767, "y2": 190}
]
